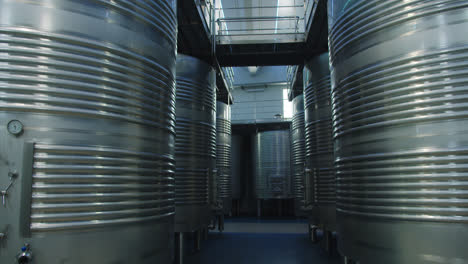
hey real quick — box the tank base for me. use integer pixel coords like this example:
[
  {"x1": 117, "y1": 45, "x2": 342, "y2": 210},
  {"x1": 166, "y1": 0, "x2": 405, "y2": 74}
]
[
  {"x1": 218, "y1": 214, "x2": 225, "y2": 232},
  {"x1": 175, "y1": 205, "x2": 211, "y2": 233},
  {"x1": 343, "y1": 256, "x2": 356, "y2": 264},
  {"x1": 311, "y1": 205, "x2": 337, "y2": 232},
  {"x1": 337, "y1": 212, "x2": 468, "y2": 264}
]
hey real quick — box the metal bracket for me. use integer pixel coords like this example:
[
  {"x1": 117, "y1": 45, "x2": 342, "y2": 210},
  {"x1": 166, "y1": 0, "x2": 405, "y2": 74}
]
[
  {"x1": 1, "y1": 171, "x2": 18, "y2": 207},
  {"x1": 0, "y1": 225, "x2": 9, "y2": 244}
]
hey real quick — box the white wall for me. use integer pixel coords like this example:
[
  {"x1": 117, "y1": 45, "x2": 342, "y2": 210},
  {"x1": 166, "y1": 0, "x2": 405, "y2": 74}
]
[
  {"x1": 233, "y1": 66, "x2": 288, "y2": 86},
  {"x1": 231, "y1": 84, "x2": 288, "y2": 123}
]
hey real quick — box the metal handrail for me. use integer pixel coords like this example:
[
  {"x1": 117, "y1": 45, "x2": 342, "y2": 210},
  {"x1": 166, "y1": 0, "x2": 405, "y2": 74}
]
[
  {"x1": 215, "y1": 5, "x2": 304, "y2": 10},
  {"x1": 219, "y1": 27, "x2": 298, "y2": 32},
  {"x1": 196, "y1": 0, "x2": 213, "y2": 31},
  {"x1": 199, "y1": 0, "x2": 317, "y2": 44},
  {"x1": 286, "y1": 65, "x2": 297, "y2": 84},
  {"x1": 218, "y1": 32, "x2": 303, "y2": 37},
  {"x1": 223, "y1": 67, "x2": 235, "y2": 91},
  {"x1": 217, "y1": 16, "x2": 301, "y2": 22}
]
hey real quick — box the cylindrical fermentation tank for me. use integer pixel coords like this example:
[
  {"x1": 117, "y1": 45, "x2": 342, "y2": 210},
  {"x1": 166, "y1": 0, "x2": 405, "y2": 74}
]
[
  {"x1": 291, "y1": 95, "x2": 306, "y2": 215},
  {"x1": 231, "y1": 135, "x2": 243, "y2": 200},
  {"x1": 216, "y1": 102, "x2": 232, "y2": 214},
  {"x1": 303, "y1": 53, "x2": 336, "y2": 232},
  {"x1": 0, "y1": 1, "x2": 177, "y2": 263},
  {"x1": 253, "y1": 130, "x2": 292, "y2": 199},
  {"x1": 175, "y1": 54, "x2": 216, "y2": 233},
  {"x1": 328, "y1": 1, "x2": 468, "y2": 263}
]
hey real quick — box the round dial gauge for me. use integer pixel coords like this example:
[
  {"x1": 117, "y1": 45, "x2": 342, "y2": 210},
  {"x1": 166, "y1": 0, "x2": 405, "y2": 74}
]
[{"x1": 7, "y1": 120, "x2": 23, "y2": 135}]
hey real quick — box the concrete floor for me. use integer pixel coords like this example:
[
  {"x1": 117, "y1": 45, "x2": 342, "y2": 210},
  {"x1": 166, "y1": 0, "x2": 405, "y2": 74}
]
[{"x1": 185, "y1": 218, "x2": 342, "y2": 264}]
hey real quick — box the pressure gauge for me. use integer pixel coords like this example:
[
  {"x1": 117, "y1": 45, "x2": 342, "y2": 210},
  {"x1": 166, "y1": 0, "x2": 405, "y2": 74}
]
[{"x1": 7, "y1": 120, "x2": 23, "y2": 136}]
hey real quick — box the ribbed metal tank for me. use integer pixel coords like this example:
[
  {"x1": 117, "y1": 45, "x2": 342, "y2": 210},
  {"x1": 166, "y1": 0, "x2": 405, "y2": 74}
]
[
  {"x1": 216, "y1": 102, "x2": 232, "y2": 213},
  {"x1": 328, "y1": 1, "x2": 468, "y2": 263},
  {"x1": 0, "y1": 1, "x2": 177, "y2": 263},
  {"x1": 175, "y1": 54, "x2": 216, "y2": 232},
  {"x1": 291, "y1": 95, "x2": 306, "y2": 215},
  {"x1": 231, "y1": 135, "x2": 243, "y2": 200},
  {"x1": 303, "y1": 53, "x2": 336, "y2": 231},
  {"x1": 253, "y1": 130, "x2": 292, "y2": 199}
]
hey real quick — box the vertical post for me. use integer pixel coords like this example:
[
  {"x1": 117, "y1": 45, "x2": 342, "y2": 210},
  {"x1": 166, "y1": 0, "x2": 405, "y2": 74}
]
[
  {"x1": 257, "y1": 199, "x2": 261, "y2": 217},
  {"x1": 304, "y1": 166, "x2": 311, "y2": 207},
  {"x1": 278, "y1": 199, "x2": 283, "y2": 217},
  {"x1": 309, "y1": 225, "x2": 317, "y2": 243},
  {"x1": 295, "y1": 16, "x2": 299, "y2": 40},
  {"x1": 194, "y1": 230, "x2": 201, "y2": 251},
  {"x1": 177, "y1": 232, "x2": 184, "y2": 264},
  {"x1": 324, "y1": 230, "x2": 333, "y2": 255},
  {"x1": 218, "y1": 214, "x2": 224, "y2": 232},
  {"x1": 343, "y1": 256, "x2": 354, "y2": 264},
  {"x1": 211, "y1": 0, "x2": 216, "y2": 56}
]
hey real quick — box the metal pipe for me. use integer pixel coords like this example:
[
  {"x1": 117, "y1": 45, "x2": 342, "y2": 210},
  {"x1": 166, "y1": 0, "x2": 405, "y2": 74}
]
[
  {"x1": 309, "y1": 225, "x2": 318, "y2": 243},
  {"x1": 177, "y1": 233, "x2": 184, "y2": 264}
]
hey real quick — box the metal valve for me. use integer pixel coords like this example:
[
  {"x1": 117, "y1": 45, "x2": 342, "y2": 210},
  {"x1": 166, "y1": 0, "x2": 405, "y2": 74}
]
[
  {"x1": 17, "y1": 243, "x2": 32, "y2": 264},
  {"x1": 1, "y1": 171, "x2": 18, "y2": 207}
]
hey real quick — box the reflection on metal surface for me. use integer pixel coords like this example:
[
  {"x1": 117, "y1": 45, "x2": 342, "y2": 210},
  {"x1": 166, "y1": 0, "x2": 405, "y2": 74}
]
[
  {"x1": 0, "y1": 0, "x2": 177, "y2": 263},
  {"x1": 291, "y1": 95, "x2": 306, "y2": 213},
  {"x1": 175, "y1": 54, "x2": 216, "y2": 232},
  {"x1": 216, "y1": 102, "x2": 232, "y2": 212},
  {"x1": 304, "y1": 53, "x2": 335, "y2": 230},
  {"x1": 329, "y1": 0, "x2": 468, "y2": 263},
  {"x1": 253, "y1": 130, "x2": 292, "y2": 199},
  {"x1": 304, "y1": 53, "x2": 335, "y2": 206},
  {"x1": 231, "y1": 135, "x2": 243, "y2": 200},
  {"x1": 30, "y1": 144, "x2": 174, "y2": 232}
]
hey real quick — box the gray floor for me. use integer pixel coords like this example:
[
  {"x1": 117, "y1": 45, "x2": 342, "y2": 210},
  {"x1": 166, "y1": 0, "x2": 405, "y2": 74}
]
[
  {"x1": 186, "y1": 218, "x2": 342, "y2": 264},
  {"x1": 222, "y1": 218, "x2": 308, "y2": 234}
]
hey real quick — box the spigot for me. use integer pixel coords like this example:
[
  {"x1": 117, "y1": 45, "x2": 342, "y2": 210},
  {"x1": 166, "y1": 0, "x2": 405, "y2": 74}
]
[{"x1": 17, "y1": 243, "x2": 32, "y2": 264}]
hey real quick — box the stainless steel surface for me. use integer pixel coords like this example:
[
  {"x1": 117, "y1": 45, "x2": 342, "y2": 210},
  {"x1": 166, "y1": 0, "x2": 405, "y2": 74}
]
[
  {"x1": 216, "y1": 102, "x2": 232, "y2": 214},
  {"x1": 175, "y1": 54, "x2": 216, "y2": 232},
  {"x1": 328, "y1": 0, "x2": 468, "y2": 263},
  {"x1": 304, "y1": 53, "x2": 336, "y2": 231},
  {"x1": 0, "y1": 0, "x2": 177, "y2": 263},
  {"x1": 291, "y1": 95, "x2": 306, "y2": 215},
  {"x1": 253, "y1": 130, "x2": 292, "y2": 199},
  {"x1": 231, "y1": 135, "x2": 243, "y2": 200}
]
